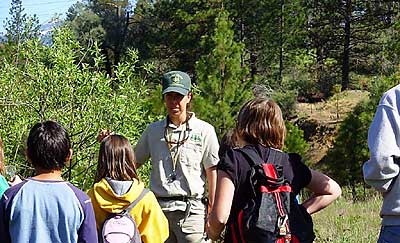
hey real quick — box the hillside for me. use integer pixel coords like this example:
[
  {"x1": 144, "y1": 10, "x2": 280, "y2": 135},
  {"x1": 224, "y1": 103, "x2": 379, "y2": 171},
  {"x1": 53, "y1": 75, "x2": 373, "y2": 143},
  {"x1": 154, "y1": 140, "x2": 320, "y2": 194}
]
[{"x1": 295, "y1": 90, "x2": 370, "y2": 164}]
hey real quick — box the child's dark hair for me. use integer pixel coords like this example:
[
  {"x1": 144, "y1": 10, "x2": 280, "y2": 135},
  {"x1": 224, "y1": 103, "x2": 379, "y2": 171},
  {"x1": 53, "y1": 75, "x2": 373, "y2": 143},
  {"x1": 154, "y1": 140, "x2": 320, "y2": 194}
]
[
  {"x1": 94, "y1": 134, "x2": 139, "y2": 183},
  {"x1": 27, "y1": 121, "x2": 71, "y2": 171}
]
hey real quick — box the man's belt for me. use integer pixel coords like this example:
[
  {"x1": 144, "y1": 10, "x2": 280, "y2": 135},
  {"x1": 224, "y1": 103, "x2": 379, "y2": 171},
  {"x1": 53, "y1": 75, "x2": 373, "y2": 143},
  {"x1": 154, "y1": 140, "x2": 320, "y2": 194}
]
[{"x1": 157, "y1": 196, "x2": 208, "y2": 204}]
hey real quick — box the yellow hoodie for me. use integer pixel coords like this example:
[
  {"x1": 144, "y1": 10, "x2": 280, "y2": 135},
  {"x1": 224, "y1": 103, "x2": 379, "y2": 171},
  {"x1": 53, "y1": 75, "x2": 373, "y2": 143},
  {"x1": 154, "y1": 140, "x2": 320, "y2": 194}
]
[{"x1": 87, "y1": 178, "x2": 169, "y2": 243}]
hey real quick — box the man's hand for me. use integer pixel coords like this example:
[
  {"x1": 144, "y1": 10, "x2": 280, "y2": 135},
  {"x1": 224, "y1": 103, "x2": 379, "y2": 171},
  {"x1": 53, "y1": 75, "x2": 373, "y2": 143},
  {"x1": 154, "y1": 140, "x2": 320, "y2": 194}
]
[
  {"x1": 8, "y1": 175, "x2": 22, "y2": 186},
  {"x1": 97, "y1": 130, "x2": 114, "y2": 143}
]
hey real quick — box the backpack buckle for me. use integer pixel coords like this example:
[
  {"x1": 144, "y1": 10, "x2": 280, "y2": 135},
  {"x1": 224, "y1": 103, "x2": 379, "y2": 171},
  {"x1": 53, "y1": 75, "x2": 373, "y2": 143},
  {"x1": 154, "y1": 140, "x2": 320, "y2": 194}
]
[{"x1": 277, "y1": 215, "x2": 288, "y2": 236}]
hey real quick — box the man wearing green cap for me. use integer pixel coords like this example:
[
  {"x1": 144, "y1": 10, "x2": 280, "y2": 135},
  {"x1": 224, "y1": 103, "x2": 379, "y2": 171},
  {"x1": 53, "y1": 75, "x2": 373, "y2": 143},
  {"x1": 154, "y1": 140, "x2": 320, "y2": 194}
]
[{"x1": 135, "y1": 71, "x2": 219, "y2": 243}]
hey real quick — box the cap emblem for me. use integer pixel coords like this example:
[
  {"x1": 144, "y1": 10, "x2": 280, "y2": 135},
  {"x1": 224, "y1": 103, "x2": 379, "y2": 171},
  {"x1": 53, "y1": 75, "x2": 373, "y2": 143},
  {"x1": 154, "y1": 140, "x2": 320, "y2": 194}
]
[{"x1": 171, "y1": 74, "x2": 183, "y2": 84}]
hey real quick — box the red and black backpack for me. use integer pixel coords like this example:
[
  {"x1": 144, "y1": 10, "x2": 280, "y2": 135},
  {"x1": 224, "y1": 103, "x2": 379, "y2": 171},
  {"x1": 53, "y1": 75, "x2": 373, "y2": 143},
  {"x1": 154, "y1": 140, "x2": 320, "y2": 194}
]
[{"x1": 228, "y1": 147, "x2": 315, "y2": 243}]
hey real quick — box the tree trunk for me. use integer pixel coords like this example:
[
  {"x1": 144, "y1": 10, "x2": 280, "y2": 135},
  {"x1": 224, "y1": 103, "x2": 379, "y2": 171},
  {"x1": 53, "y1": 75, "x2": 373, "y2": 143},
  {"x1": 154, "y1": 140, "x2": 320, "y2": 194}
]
[
  {"x1": 240, "y1": 0, "x2": 245, "y2": 69},
  {"x1": 278, "y1": 0, "x2": 284, "y2": 84},
  {"x1": 341, "y1": 0, "x2": 351, "y2": 91},
  {"x1": 250, "y1": 52, "x2": 257, "y2": 80}
]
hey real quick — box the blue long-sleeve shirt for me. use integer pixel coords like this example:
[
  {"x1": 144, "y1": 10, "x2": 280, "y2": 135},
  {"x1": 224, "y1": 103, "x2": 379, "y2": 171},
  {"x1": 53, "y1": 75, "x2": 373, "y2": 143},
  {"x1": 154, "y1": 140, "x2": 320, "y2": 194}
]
[{"x1": 0, "y1": 178, "x2": 98, "y2": 243}]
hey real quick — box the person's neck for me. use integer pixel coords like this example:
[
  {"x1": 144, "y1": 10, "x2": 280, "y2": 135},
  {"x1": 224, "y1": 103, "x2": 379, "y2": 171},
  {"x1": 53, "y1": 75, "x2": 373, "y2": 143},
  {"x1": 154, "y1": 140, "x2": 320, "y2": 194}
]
[
  {"x1": 237, "y1": 136, "x2": 249, "y2": 147},
  {"x1": 33, "y1": 168, "x2": 63, "y2": 181},
  {"x1": 169, "y1": 113, "x2": 188, "y2": 127}
]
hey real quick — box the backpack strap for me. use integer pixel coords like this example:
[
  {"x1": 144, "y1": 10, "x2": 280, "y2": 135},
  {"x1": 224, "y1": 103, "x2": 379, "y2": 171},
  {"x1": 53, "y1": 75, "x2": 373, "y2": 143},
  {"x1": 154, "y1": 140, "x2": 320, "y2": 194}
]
[
  {"x1": 239, "y1": 146, "x2": 286, "y2": 189},
  {"x1": 122, "y1": 188, "x2": 150, "y2": 215},
  {"x1": 239, "y1": 146, "x2": 285, "y2": 167}
]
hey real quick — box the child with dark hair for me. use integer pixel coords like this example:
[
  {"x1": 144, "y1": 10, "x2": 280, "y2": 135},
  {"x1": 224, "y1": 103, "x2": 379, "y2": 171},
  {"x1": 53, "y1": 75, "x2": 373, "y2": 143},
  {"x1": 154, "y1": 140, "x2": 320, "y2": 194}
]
[
  {"x1": 0, "y1": 121, "x2": 98, "y2": 243},
  {"x1": 88, "y1": 133, "x2": 169, "y2": 243}
]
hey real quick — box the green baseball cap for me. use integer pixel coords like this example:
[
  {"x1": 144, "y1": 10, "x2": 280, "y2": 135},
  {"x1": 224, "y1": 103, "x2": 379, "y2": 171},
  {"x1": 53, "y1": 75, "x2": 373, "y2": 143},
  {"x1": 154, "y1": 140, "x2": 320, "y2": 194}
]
[{"x1": 161, "y1": 71, "x2": 191, "y2": 96}]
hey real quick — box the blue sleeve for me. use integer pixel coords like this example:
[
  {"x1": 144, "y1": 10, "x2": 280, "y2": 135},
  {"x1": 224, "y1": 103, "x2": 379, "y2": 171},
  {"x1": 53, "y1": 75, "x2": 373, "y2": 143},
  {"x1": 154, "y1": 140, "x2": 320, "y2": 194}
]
[
  {"x1": 68, "y1": 184, "x2": 98, "y2": 243},
  {"x1": 0, "y1": 181, "x2": 26, "y2": 243},
  {"x1": 0, "y1": 194, "x2": 11, "y2": 243},
  {"x1": 288, "y1": 153, "x2": 312, "y2": 194},
  {"x1": 217, "y1": 148, "x2": 240, "y2": 187},
  {"x1": 77, "y1": 198, "x2": 98, "y2": 243}
]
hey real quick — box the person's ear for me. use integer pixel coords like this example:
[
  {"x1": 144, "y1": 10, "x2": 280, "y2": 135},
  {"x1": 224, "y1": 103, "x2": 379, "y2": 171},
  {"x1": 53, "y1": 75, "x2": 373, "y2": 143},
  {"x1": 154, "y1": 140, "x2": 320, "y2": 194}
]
[
  {"x1": 25, "y1": 149, "x2": 32, "y2": 164},
  {"x1": 66, "y1": 149, "x2": 73, "y2": 163},
  {"x1": 187, "y1": 92, "x2": 192, "y2": 102}
]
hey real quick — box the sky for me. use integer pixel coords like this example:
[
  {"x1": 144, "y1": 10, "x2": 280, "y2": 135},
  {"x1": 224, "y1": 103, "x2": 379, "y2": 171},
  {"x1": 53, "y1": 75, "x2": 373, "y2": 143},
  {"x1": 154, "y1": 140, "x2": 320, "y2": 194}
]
[{"x1": 0, "y1": 0, "x2": 82, "y2": 34}]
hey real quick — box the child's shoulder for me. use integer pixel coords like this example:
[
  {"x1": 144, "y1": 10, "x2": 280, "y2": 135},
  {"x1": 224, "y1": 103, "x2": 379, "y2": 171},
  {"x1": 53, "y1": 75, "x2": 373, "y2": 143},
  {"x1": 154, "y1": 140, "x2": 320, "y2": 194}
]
[
  {"x1": 65, "y1": 182, "x2": 90, "y2": 199},
  {"x1": 1, "y1": 179, "x2": 29, "y2": 203}
]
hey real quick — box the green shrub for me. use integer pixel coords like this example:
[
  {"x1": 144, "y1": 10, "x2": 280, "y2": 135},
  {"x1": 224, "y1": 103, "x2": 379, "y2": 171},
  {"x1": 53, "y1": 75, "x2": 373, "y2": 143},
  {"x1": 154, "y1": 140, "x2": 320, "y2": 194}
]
[
  {"x1": 273, "y1": 89, "x2": 298, "y2": 119},
  {"x1": 0, "y1": 27, "x2": 153, "y2": 190},
  {"x1": 284, "y1": 121, "x2": 310, "y2": 160}
]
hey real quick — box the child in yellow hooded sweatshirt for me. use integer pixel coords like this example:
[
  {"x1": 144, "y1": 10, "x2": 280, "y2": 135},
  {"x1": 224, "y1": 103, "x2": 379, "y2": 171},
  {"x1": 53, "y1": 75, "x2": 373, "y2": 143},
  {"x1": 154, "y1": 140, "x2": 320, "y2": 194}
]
[{"x1": 88, "y1": 134, "x2": 169, "y2": 243}]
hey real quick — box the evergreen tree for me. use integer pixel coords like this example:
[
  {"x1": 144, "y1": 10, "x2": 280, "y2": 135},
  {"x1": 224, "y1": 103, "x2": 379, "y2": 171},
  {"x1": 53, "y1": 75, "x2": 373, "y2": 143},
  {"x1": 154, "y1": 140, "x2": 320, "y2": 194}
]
[
  {"x1": 380, "y1": 7, "x2": 400, "y2": 74},
  {"x1": 126, "y1": 0, "x2": 154, "y2": 61},
  {"x1": 66, "y1": 2, "x2": 105, "y2": 47},
  {"x1": 67, "y1": 0, "x2": 133, "y2": 76},
  {"x1": 307, "y1": 0, "x2": 399, "y2": 91},
  {"x1": 194, "y1": 10, "x2": 252, "y2": 136},
  {"x1": 131, "y1": 0, "x2": 220, "y2": 74},
  {"x1": 225, "y1": 0, "x2": 308, "y2": 86},
  {"x1": 65, "y1": 2, "x2": 106, "y2": 66},
  {"x1": 4, "y1": 0, "x2": 40, "y2": 45}
]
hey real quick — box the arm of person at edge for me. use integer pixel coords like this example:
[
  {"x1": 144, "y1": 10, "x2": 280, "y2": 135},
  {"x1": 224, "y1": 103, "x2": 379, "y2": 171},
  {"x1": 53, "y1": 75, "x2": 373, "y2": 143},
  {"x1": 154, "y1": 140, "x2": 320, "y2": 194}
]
[
  {"x1": 301, "y1": 169, "x2": 342, "y2": 215},
  {"x1": 206, "y1": 170, "x2": 234, "y2": 241},
  {"x1": 363, "y1": 101, "x2": 400, "y2": 192}
]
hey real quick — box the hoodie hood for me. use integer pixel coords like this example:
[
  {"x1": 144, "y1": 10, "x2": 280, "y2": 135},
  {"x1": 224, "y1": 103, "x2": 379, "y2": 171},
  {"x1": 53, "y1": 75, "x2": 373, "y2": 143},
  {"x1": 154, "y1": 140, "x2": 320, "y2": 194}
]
[{"x1": 90, "y1": 178, "x2": 145, "y2": 214}]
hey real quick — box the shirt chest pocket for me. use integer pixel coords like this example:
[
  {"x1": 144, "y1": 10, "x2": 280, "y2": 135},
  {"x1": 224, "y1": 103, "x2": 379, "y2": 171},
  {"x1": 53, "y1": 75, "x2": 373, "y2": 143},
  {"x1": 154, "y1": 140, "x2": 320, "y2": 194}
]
[{"x1": 180, "y1": 142, "x2": 203, "y2": 172}]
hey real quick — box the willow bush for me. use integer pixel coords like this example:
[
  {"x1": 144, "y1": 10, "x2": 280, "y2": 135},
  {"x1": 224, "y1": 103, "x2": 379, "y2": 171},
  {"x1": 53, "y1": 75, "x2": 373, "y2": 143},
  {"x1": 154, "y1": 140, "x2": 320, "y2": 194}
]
[{"x1": 0, "y1": 27, "x2": 153, "y2": 190}]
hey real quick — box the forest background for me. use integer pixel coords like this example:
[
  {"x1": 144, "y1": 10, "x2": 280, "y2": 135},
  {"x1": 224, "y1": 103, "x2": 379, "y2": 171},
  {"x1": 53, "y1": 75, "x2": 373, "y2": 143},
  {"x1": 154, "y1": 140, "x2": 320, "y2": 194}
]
[{"x1": 1, "y1": 0, "x2": 400, "y2": 242}]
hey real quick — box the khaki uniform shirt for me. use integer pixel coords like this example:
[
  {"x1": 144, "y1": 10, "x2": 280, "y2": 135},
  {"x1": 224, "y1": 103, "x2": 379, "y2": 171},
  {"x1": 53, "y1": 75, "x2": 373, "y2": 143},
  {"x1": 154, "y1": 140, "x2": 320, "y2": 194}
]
[{"x1": 134, "y1": 113, "x2": 219, "y2": 214}]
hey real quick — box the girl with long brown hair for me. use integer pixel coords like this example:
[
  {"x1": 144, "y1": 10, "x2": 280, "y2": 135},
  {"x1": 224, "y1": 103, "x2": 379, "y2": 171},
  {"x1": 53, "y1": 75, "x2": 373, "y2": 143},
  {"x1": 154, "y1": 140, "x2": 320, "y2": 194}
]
[
  {"x1": 206, "y1": 97, "x2": 342, "y2": 242},
  {"x1": 88, "y1": 134, "x2": 169, "y2": 243}
]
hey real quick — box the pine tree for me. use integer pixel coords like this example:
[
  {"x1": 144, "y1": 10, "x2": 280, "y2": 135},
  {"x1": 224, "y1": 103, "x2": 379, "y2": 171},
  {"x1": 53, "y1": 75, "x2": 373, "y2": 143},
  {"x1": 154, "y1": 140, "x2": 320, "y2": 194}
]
[
  {"x1": 307, "y1": 0, "x2": 399, "y2": 91},
  {"x1": 194, "y1": 10, "x2": 252, "y2": 136},
  {"x1": 130, "y1": 0, "x2": 220, "y2": 74},
  {"x1": 4, "y1": 0, "x2": 40, "y2": 45},
  {"x1": 225, "y1": 0, "x2": 308, "y2": 86}
]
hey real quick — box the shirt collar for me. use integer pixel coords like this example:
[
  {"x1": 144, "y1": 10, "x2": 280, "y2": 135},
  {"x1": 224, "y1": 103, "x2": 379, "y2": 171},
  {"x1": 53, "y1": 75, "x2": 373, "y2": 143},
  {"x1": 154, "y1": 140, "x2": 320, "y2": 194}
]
[{"x1": 163, "y1": 112, "x2": 195, "y2": 129}]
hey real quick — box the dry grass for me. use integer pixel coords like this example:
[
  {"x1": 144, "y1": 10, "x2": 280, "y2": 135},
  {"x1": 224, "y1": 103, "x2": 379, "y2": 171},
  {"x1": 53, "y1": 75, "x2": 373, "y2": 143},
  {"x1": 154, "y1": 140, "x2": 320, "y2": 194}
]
[
  {"x1": 312, "y1": 194, "x2": 381, "y2": 243},
  {"x1": 212, "y1": 194, "x2": 382, "y2": 243}
]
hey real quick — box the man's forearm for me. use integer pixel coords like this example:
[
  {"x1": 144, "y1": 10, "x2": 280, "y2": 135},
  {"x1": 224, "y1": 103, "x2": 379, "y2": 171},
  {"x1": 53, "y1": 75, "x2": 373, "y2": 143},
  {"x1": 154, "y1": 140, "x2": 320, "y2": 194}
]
[{"x1": 205, "y1": 166, "x2": 217, "y2": 208}]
